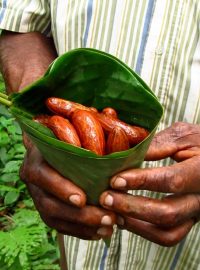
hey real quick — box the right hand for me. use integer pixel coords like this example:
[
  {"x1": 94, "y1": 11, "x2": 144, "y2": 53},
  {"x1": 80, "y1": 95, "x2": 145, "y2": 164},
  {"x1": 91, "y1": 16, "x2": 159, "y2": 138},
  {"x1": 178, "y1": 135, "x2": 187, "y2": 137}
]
[
  {"x1": 0, "y1": 31, "x2": 116, "y2": 241},
  {"x1": 20, "y1": 135, "x2": 116, "y2": 240}
]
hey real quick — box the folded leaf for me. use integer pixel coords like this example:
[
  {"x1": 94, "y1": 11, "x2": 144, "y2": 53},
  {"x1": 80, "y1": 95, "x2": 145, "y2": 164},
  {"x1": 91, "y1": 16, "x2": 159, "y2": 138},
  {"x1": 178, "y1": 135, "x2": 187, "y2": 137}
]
[{"x1": 8, "y1": 48, "x2": 163, "y2": 205}]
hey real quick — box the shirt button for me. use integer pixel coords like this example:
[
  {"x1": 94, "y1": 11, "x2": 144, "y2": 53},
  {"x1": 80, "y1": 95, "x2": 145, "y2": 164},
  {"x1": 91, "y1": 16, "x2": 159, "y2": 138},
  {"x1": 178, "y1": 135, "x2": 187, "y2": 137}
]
[{"x1": 155, "y1": 46, "x2": 164, "y2": 55}]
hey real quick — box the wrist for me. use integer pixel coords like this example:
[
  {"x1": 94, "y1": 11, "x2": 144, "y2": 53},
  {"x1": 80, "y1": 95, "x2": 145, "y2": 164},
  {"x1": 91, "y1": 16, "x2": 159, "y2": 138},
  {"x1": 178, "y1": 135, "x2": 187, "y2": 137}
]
[{"x1": 0, "y1": 31, "x2": 57, "y2": 93}]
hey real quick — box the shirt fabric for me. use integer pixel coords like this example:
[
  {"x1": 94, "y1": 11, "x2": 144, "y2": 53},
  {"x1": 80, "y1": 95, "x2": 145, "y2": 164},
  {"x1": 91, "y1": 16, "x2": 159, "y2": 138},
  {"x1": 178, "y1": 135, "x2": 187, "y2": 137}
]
[{"x1": 0, "y1": 0, "x2": 200, "y2": 269}]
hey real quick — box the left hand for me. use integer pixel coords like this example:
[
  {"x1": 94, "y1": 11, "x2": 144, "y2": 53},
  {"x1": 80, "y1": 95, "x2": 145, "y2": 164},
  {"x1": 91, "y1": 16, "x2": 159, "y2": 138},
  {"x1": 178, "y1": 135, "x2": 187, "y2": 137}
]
[{"x1": 100, "y1": 122, "x2": 200, "y2": 246}]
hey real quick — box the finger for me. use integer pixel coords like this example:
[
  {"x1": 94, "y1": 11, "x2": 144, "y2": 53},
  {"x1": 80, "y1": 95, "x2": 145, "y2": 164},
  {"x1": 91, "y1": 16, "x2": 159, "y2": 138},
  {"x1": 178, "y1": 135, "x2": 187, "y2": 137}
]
[
  {"x1": 28, "y1": 183, "x2": 116, "y2": 227},
  {"x1": 172, "y1": 147, "x2": 200, "y2": 162},
  {"x1": 44, "y1": 218, "x2": 114, "y2": 240},
  {"x1": 110, "y1": 156, "x2": 200, "y2": 193},
  {"x1": 145, "y1": 122, "x2": 200, "y2": 161},
  {"x1": 28, "y1": 183, "x2": 114, "y2": 240},
  {"x1": 100, "y1": 191, "x2": 200, "y2": 227},
  {"x1": 119, "y1": 216, "x2": 194, "y2": 247},
  {"x1": 20, "y1": 147, "x2": 87, "y2": 207}
]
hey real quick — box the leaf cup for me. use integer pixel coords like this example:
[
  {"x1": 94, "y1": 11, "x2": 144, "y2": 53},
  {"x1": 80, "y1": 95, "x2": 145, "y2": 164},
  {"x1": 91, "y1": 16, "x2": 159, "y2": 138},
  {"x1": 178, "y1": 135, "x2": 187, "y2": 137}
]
[{"x1": 2, "y1": 48, "x2": 163, "y2": 205}]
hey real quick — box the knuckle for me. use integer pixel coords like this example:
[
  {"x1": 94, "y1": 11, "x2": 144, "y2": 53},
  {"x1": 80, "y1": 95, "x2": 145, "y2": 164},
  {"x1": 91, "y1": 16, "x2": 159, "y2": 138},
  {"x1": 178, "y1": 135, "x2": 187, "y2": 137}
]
[
  {"x1": 159, "y1": 204, "x2": 178, "y2": 226},
  {"x1": 159, "y1": 233, "x2": 181, "y2": 247},
  {"x1": 172, "y1": 121, "x2": 185, "y2": 129},
  {"x1": 168, "y1": 174, "x2": 185, "y2": 193},
  {"x1": 171, "y1": 121, "x2": 187, "y2": 133},
  {"x1": 170, "y1": 122, "x2": 187, "y2": 140},
  {"x1": 171, "y1": 122, "x2": 199, "y2": 138},
  {"x1": 160, "y1": 169, "x2": 184, "y2": 193},
  {"x1": 38, "y1": 197, "x2": 56, "y2": 217},
  {"x1": 160, "y1": 165, "x2": 185, "y2": 193}
]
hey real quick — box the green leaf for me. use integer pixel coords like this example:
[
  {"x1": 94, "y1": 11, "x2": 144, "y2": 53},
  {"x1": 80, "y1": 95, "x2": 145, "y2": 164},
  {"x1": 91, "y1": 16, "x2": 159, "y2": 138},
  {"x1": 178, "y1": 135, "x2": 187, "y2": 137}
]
[
  {"x1": 13, "y1": 121, "x2": 23, "y2": 135},
  {"x1": 4, "y1": 147, "x2": 16, "y2": 162},
  {"x1": 0, "y1": 185, "x2": 19, "y2": 192},
  {"x1": 0, "y1": 116, "x2": 13, "y2": 128},
  {"x1": 7, "y1": 125, "x2": 16, "y2": 135},
  {"x1": 0, "y1": 205, "x2": 59, "y2": 269},
  {"x1": 0, "y1": 73, "x2": 5, "y2": 92},
  {"x1": 0, "y1": 206, "x2": 7, "y2": 212},
  {"x1": 13, "y1": 209, "x2": 45, "y2": 228},
  {"x1": 14, "y1": 154, "x2": 25, "y2": 160},
  {"x1": 0, "y1": 258, "x2": 22, "y2": 270},
  {"x1": 0, "y1": 225, "x2": 45, "y2": 267},
  {"x1": 0, "y1": 173, "x2": 20, "y2": 183},
  {"x1": 22, "y1": 199, "x2": 34, "y2": 208},
  {"x1": 0, "y1": 147, "x2": 8, "y2": 165},
  {"x1": 4, "y1": 191, "x2": 20, "y2": 205},
  {"x1": 0, "y1": 104, "x2": 11, "y2": 117},
  {"x1": 0, "y1": 130, "x2": 10, "y2": 146},
  {"x1": 14, "y1": 144, "x2": 25, "y2": 154},
  {"x1": 18, "y1": 252, "x2": 29, "y2": 270},
  {"x1": 18, "y1": 183, "x2": 26, "y2": 191},
  {"x1": 32, "y1": 262, "x2": 60, "y2": 270},
  {"x1": 2, "y1": 160, "x2": 22, "y2": 173}
]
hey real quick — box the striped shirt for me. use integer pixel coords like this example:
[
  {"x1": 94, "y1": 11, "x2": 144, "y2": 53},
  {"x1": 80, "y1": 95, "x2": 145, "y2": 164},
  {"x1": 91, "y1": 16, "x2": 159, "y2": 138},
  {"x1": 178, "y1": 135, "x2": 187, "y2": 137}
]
[{"x1": 0, "y1": 1, "x2": 200, "y2": 269}]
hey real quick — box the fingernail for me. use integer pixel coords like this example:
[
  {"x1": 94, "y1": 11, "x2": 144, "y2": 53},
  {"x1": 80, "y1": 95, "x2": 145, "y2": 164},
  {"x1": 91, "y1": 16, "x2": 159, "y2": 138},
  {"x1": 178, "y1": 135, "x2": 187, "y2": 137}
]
[
  {"x1": 97, "y1": 227, "x2": 109, "y2": 237},
  {"x1": 112, "y1": 177, "x2": 126, "y2": 188},
  {"x1": 117, "y1": 216, "x2": 125, "y2": 226},
  {"x1": 101, "y1": 215, "x2": 112, "y2": 225},
  {"x1": 104, "y1": 194, "x2": 113, "y2": 206},
  {"x1": 69, "y1": 194, "x2": 81, "y2": 206}
]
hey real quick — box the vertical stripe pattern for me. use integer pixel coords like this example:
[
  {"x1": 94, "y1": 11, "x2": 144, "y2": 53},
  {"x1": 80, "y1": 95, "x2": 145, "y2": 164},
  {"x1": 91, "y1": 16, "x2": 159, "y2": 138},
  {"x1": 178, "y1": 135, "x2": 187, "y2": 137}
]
[
  {"x1": 0, "y1": 0, "x2": 7, "y2": 23},
  {"x1": 83, "y1": 0, "x2": 93, "y2": 46},
  {"x1": 135, "y1": 0, "x2": 155, "y2": 74}
]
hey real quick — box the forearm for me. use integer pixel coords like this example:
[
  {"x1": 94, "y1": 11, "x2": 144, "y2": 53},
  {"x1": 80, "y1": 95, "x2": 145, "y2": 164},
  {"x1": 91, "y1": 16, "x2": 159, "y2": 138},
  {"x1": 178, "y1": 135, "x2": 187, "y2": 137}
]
[{"x1": 0, "y1": 31, "x2": 57, "y2": 94}]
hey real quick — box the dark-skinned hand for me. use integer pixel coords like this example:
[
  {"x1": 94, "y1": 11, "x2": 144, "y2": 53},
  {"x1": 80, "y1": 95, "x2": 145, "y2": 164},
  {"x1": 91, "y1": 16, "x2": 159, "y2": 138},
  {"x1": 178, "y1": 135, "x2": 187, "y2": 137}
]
[
  {"x1": 100, "y1": 122, "x2": 200, "y2": 246},
  {"x1": 1, "y1": 32, "x2": 116, "y2": 241},
  {"x1": 20, "y1": 135, "x2": 116, "y2": 240},
  {"x1": 0, "y1": 31, "x2": 116, "y2": 242}
]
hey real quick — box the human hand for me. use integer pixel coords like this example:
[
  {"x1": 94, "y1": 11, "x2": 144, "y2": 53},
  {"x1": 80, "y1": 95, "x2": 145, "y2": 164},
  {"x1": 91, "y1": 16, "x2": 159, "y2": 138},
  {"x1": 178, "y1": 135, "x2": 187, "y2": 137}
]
[
  {"x1": 100, "y1": 122, "x2": 200, "y2": 246},
  {"x1": 0, "y1": 31, "x2": 57, "y2": 93},
  {"x1": 0, "y1": 31, "x2": 117, "y2": 241},
  {"x1": 20, "y1": 136, "x2": 116, "y2": 240}
]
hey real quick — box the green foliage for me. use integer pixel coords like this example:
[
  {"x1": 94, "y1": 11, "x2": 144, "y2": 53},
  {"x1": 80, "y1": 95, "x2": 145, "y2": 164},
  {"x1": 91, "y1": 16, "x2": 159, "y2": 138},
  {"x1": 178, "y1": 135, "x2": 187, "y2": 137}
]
[
  {"x1": 0, "y1": 73, "x2": 5, "y2": 92},
  {"x1": 0, "y1": 77, "x2": 60, "y2": 269},
  {"x1": 0, "y1": 209, "x2": 60, "y2": 270},
  {"x1": 0, "y1": 76, "x2": 24, "y2": 210},
  {"x1": 0, "y1": 107, "x2": 27, "y2": 208}
]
